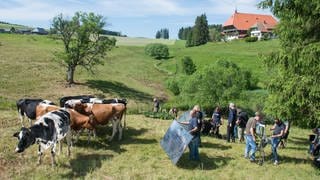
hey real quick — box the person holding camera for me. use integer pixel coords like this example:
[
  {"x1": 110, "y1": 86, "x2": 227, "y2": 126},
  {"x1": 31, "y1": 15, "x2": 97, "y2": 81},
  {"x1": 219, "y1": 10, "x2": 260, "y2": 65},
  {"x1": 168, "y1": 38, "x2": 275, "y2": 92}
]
[{"x1": 270, "y1": 118, "x2": 285, "y2": 165}]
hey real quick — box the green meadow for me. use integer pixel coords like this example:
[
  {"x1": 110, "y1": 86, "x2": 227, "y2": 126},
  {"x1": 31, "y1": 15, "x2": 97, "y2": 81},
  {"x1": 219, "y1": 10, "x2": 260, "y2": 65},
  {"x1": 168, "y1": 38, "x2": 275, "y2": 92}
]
[{"x1": 0, "y1": 34, "x2": 319, "y2": 179}]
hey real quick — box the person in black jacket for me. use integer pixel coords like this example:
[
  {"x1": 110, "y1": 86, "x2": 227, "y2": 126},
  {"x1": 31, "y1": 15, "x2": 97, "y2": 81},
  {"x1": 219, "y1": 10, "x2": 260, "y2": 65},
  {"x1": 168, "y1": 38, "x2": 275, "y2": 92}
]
[
  {"x1": 236, "y1": 109, "x2": 249, "y2": 143},
  {"x1": 227, "y1": 103, "x2": 237, "y2": 143}
]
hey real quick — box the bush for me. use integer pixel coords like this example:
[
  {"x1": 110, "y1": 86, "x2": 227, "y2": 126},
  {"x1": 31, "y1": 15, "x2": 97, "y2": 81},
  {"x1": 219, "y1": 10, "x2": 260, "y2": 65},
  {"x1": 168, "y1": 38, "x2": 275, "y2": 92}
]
[
  {"x1": 145, "y1": 43, "x2": 169, "y2": 59},
  {"x1": 245, "y1": 36, "x2": 258, "y2": 42},
  {"x1": 166, "y1": 78, "x2": 180, "y2": 95},
  {"x1": 181, "y1": 56, "x2": 196, "y2": 75}
]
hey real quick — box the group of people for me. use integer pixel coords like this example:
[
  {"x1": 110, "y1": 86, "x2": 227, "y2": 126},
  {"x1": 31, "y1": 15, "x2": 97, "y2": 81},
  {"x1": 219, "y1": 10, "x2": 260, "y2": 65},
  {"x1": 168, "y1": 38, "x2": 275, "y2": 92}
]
[{"x1": 178, "y1": 103, "x2": 290, "y2": 166}]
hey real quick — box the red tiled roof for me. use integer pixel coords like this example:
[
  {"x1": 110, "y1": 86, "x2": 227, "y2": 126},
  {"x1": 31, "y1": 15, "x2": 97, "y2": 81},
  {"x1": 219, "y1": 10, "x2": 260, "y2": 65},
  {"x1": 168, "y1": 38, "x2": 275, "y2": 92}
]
[{"x1": 223, "y1": 11, "x2": 278, "y2": 31}]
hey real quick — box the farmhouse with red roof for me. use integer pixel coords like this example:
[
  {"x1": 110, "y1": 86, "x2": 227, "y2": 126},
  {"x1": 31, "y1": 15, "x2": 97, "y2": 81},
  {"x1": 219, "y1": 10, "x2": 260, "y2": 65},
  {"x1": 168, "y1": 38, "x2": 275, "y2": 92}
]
[{"x1": 223, "y1": 11, "x2": 278, "y2": 41}]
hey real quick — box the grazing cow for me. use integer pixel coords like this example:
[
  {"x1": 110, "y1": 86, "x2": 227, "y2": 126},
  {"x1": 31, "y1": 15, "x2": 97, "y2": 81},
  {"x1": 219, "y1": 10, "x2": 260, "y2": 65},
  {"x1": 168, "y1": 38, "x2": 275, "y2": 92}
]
[
  {"x1": 16, "y1": 98, "x2": 55, "y2": 127},
  {"x1": 13, "y1": 109, "x2": 72, "y2": 167},
  {"x1": 59, "y1": 95, "x2": 95, "y2": 107},
  {"x1": 65, "y1": 101, "x2": 126, "y2": 141}
]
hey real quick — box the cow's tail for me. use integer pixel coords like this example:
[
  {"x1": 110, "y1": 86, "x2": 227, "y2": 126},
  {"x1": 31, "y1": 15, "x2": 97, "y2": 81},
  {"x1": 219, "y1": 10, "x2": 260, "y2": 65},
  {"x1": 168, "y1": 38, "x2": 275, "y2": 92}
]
[{"x1": 123, "y1": 107, "x2": 127, "y2": 129}]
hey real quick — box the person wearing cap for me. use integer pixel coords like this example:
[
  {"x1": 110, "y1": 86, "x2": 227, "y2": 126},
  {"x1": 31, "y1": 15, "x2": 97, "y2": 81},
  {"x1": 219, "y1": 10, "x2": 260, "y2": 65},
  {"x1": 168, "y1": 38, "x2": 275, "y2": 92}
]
[
  {"x1": 244, "y1": 111, "x2": 262, "y2": 162},
  {"x1": 270, "y1": 118, "x2": 285, "y2": 165},
  {"x1": 227, "y1": 103, "x2": 237, "y2": 143}
]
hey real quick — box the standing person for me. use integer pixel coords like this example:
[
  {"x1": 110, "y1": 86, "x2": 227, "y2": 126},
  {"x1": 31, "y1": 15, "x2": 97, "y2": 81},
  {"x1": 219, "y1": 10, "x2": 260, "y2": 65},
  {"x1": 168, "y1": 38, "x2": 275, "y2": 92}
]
[
  {"x1": 227, "y1": 103, "x2": 237, "y2": 143},
  {"x1": 153, "y1": 98, "x2": 160, "y2": 112},
  {"x1": 279, "y1": 120, "x2": 290, "y2": 148},
  {"x1": 179, "y1": 109, "x2": 200, "y2": 161},
  {"x1": 244, "y1": 111, "x2": 262, "y2": 162},
  {"x1": 193, "y1": 105, "x2": 203, "y2": 147},
  {"x1": 211, "y1": 106, "x2": 222, "y2": 138},
  {"x1": 236, "y1": 109, "x2": 248, "y2": 143},
  {"x1": 270, "y1": 118, "x2": 285, "y2": 165}
]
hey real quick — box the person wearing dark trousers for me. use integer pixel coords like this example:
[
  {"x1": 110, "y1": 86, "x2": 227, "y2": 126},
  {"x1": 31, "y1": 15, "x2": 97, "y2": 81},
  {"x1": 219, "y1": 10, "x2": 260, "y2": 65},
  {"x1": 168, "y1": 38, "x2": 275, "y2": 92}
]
[
  {"x1": 270, "y1": 118, "x2": 285, "y2": 165},
  {"x1": 212, "y1": 106, "x2": 222, "y2": 138},
  {"x1": 179, "y1": 109, "x2": 200, "y2": 161},
  {"x1": 193, "y1": 105, "x2": 203, "y2": 147},
  {"x1": 227, "y1": 103, "x2": 237, "y2": 143}
]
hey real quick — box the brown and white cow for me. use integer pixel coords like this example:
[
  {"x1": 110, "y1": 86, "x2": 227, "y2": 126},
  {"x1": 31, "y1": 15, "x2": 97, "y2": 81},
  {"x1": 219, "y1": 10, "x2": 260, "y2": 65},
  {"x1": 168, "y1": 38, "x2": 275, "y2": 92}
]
[{"x1": 65, "y1": 101, "x2": 126, "y2": 141}]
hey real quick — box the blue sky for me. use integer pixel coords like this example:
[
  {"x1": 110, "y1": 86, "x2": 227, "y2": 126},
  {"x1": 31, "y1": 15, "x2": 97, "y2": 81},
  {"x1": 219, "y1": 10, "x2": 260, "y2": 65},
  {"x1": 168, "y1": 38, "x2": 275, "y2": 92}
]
[{"x1": 0, "y1": 0, "x2": 273, "y2": 39}]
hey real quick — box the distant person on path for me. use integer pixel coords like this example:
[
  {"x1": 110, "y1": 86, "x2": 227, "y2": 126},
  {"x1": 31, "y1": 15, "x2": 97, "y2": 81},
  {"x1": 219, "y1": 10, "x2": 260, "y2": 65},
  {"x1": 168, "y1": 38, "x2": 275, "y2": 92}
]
[
  {"x1": 211, "y1": 106, "x2": 222, "y2": 138},
  {"x1": 153, "y1": 98, "x2": 160, "y2": 112},
  {"x1": 227, "y1": 103, "x2": 237, "y2": 143},
  {"x1": 270, "y1": 118, "x2": 285, "y2": 165},
  {"x1": 244, "y1": 111, "x2": 262, "y2": 162},
  {"x1": 179, "y1": 109, "x2": 200, "y2": 161},
  {"x1": 236, "y1": 109, "x2": 248, "y2": 143}
]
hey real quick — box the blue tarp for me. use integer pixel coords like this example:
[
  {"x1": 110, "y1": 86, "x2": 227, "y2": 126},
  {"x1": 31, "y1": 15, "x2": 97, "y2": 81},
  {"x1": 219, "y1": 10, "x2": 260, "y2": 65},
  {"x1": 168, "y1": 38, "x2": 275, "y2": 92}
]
[{"x1": 160, "y1": 120, "x2": 193, "y2": 164}]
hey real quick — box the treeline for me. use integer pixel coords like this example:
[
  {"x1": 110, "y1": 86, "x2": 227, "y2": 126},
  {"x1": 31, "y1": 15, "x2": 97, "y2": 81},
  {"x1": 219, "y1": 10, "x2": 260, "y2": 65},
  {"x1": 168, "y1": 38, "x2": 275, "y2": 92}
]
[
  {"x1": 100, "y1": 29, "x2": 126, "y2": 37},
  {"x1": 155, "y1": 28, "x2": 169, "y2": 39},
  {"x1": 178, "y1": 23, "x2": 223, "y2": 42},
  {"x1": 177, "y1": 14, "x2": 223, "y2": 47}
]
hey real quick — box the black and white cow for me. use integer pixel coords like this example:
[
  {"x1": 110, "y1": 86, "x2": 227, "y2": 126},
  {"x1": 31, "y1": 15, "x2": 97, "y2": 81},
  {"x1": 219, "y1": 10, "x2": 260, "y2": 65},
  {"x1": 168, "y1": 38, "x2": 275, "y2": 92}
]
[
  {"x1": 16, "y1": 98, "x2": 55, "y2": 127},
  {"x1": 13, "y1": 109, "x2": 72, "y2": 167},
  {"x1": 59, "y1": 95, "x2": 95, "y2": 107}
]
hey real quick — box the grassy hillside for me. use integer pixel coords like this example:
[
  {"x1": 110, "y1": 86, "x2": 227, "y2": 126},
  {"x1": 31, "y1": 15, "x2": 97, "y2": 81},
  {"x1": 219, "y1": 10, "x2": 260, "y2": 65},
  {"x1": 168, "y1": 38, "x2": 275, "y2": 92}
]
[
  {"x1": 160, "y1": 39, "x2": 280, "y2": 87},
  {"x1": 0, "y1": 23, "x2": 32, "y2": 30},
  {"x1": 0, "y1": 34, "x2": 170, "y2": 112},
  {"x1": 111, "y1": 36, "x2": 175, "y2": 46},
  {"x1": 0, "y1": 34, "x2": 319, "y2": 179}
]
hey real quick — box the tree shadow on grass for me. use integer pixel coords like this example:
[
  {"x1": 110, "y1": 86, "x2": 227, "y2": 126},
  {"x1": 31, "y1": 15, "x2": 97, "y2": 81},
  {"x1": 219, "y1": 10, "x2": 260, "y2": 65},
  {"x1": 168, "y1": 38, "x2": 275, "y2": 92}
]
[
  {"x1": 86, "y1": 80, "x2": 153, "y2": 102},
  {"x1": 280, "y1": 155, "x2": 310, "y2": 165},
  {"x1": 73, "y1": 126, "x2": 157, "y2": 153},
  {"x1": 288, "y1": 136, "x2": 309, "y2": 146},
  {"x1": 201, "y1": 142, "x2": 232, "y2": 150},
  {"x1": 177, "y1": 153, "x2": 233, "y2": 170},
  {"x1": 61, "y1": 153, "x2": 113, "y2": 178}
]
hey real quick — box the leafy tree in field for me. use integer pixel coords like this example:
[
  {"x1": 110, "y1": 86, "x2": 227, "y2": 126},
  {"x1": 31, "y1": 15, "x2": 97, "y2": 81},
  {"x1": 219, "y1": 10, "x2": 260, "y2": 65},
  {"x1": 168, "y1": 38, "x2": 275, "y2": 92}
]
[
  {"x1": 259, "y1": 0, "x2": 320, "y2": 127},
  {"x1": 51, "y1": 12, "x2": 115, "y2": 84},
  {"x1": 181, "y1": 56, "x2": 196, "y2": 75},
  {"x1": 178, "y1": 60, "x2": 254, "y2": 109}
]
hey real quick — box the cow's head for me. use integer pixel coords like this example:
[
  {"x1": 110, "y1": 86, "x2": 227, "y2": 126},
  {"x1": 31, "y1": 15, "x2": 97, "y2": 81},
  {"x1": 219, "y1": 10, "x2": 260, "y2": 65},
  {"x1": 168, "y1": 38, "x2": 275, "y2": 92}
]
[{"x1": 13, "y1": 127, "x2": 35, "y2": 153}]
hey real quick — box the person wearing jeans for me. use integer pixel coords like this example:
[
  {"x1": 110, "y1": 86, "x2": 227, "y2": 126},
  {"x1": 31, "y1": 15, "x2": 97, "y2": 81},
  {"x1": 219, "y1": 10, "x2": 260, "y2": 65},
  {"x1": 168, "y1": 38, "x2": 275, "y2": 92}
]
[
  {"x1": 244, "y1": 112, "x2": 262, "y2": 162},
  {"x1": 270, "y1": 118, "x2": 285, "y2": 165}
]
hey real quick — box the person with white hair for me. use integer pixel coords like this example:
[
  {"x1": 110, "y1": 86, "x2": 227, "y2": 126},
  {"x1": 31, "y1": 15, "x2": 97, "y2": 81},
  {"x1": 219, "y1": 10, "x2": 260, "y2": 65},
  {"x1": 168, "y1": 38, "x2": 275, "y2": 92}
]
[{"x1": 227, "y1": 103, "x2": 237, "y2": 143}]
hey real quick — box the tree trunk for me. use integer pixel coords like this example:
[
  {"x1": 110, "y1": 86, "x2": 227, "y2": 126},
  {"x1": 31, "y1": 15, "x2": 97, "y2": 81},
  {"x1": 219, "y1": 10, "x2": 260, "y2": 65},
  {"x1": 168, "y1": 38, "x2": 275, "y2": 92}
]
[{"x1": 67, "y1": 65, "x2": 75, "y2": 84}]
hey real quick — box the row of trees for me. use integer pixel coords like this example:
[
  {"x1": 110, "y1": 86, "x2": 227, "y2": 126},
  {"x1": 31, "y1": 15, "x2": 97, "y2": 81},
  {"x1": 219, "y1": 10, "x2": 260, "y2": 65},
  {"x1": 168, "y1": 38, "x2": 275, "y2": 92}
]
[
  {"x1": 155, "y1": 28, "x2": 169, "y2": 39},
  {"x1": 177, "y1": 14, "x2": 223, "y2": 47}
]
